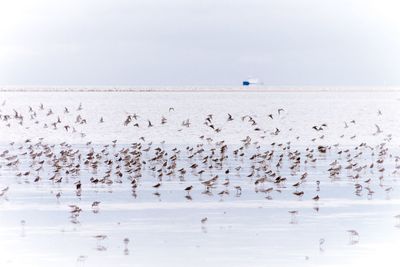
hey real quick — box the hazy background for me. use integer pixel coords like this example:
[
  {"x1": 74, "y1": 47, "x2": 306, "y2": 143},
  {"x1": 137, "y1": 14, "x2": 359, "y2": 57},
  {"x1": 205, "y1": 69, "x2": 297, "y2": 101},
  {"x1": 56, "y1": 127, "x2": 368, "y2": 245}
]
[{"x1": 0, "y1": 0, "x2": 399, "y2": 86}]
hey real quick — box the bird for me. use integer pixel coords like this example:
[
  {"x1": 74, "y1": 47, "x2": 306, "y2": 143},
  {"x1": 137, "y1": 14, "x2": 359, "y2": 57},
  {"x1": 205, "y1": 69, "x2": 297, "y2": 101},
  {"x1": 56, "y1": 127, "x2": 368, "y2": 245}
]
[
  {"x1": 93, "y1": 234, "x2": 107, "y2": 241},
  {"x1": 92, "y1": 201, "x2": 101, "y2": 208},
  {"x1": 153, "y1": 183, "x2": 161, "y2": 188},
  {"x1": 373, "y1": 124, "x2": 382, "y2": 135},
  {"x1": 312, "y1": 195, "x2": 320, "y2": 201},
  {"x1": 0, "y1": 186, "x2": 9, "y2": 197},
  {"x1": 319, "y1": 238, "x2": 325, "y2": 251},
  {"x1": 292, "y1": 182, "x2": 301, "y2": 188},
  {"x1": 184, "y1": 185, "x2": 193, "y2": 195},
  {"x1": 234, "y1": 186, "x2": 242, "y2": 195},
  {"x1": 288, "y1": 210, "x2": 299, "y2": 224},
  {"x1": 293, "y1": 191, "x2": 304, "y2": 198}
]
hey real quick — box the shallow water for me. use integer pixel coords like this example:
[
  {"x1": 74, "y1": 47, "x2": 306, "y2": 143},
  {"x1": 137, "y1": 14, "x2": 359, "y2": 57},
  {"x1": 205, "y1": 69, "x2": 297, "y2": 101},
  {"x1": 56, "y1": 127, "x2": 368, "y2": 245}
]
[{"x1": 0, "y1": 88, "x2": 399, "y2": 267}]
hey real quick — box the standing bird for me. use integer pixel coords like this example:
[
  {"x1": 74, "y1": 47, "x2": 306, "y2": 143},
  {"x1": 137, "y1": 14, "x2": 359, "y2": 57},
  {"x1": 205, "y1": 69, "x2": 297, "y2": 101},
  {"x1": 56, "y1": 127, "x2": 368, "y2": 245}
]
[
  {"x1": 184, "y1": 185, "x2": 193, "y2": 195},
  {"x1": 319, "y1": 238, "x2": 325, "y2": 252},
  {"x1": 373, "y1": 124, "x2": 382, "y2": 135},
  {"x1": 234, "y1": 186, "x2": 242, "y2": 195},
  {"x1": 123, "y1": 238, "x2": 130, "y2": 255},
  {"x1": 312, "y1": 195, "x2": 320, "y2": 201}
]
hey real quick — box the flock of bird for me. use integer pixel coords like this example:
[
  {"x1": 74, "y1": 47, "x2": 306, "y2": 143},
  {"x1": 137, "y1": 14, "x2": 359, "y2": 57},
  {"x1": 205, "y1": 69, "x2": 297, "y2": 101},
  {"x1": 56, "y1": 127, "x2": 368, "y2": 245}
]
[{"x1": 0, "y1": 99, "x2": 399, "y2": 261}]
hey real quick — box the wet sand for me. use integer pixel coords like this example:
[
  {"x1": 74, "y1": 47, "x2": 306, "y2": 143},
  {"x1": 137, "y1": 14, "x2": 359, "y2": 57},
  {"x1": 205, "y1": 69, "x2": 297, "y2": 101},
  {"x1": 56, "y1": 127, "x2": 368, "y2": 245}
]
[{"x1": 0, "y1": 88, "x2": 399, "y2": 267}]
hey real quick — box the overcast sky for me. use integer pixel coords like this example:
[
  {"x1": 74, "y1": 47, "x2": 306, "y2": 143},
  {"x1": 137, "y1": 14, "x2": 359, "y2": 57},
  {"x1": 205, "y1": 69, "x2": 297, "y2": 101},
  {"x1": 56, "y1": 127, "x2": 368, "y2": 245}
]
[{"x1": 0, "y1": 0, "x2": 399, "y2": 86}]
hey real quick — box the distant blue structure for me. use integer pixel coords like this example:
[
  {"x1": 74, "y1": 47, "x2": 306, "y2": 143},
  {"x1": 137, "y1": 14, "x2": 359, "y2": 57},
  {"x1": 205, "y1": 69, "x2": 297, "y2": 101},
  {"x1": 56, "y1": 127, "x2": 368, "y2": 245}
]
[{"x1": 242, "y1": 78, "x2": 260, "y2": 86}]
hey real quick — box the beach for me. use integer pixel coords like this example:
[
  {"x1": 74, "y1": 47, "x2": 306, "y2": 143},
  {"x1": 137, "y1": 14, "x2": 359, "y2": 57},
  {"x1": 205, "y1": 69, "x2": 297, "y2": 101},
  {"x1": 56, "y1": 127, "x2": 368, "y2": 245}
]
[{"x1": 0, "y1": 87, "x2": 399, "y2": 267}]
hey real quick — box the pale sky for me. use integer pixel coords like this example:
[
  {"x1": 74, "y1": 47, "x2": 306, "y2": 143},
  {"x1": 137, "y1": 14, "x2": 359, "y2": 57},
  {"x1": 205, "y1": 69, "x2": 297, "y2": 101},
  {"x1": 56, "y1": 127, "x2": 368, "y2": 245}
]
[{"x1": 0, "y1": 0, "x2": 399, "y2": 86}]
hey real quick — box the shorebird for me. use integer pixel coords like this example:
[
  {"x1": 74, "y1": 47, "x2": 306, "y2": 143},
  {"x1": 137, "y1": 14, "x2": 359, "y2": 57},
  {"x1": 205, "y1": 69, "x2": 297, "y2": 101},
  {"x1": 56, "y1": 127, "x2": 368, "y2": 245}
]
[
  {"x1": 234, "y1": 186, "x2": 242, "y2": 195},
  {"x1": 123, "y1": 237, "x2": 130, "y2": 255},
  {"x1": 184, "y1": 185, "x2": 193, "y2": 195},
  {"x1": 222, "y1": 179, "x2": 230, "y2": 186},
  {"x1": 69, "y1": 205, "x2": 82, "y2": 214},
  {"x1": 292, "y1": 182, "x2": 301, "y2": 188},
  {"x1": 319, "y1": 238, "x2": 325, "y2": 252},
  {"x1": 93, "y1": 234, "x2": 107, "y2": 241},
  {"x1": 0, "y1": 186, "x2": 9, "y2": 197},
  {"x1": 92, "y1": 201, "x2": 101, "y2": 208},
  {"x1": 288, "y1": 210, "x2": 299, "y2": 224},
  {"x1": 373, "y1": 124, "x2": 383, "y2": 135},
  {"x1": 93, "y1": 234, "x2": 107, "y2": 251},
  {"x1": 293, "y1": 191, "x2": 304, "y2": 198},
  {"x1": 312, "y1": 195, "x2": 320, "y2": 201}
]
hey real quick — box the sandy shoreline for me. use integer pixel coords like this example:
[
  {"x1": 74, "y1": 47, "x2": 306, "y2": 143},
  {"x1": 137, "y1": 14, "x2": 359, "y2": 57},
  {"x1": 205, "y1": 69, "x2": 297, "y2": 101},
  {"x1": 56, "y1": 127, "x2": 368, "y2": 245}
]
[{"x1": 1, "y1": 86, "x2": 400, "y2": 267}]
